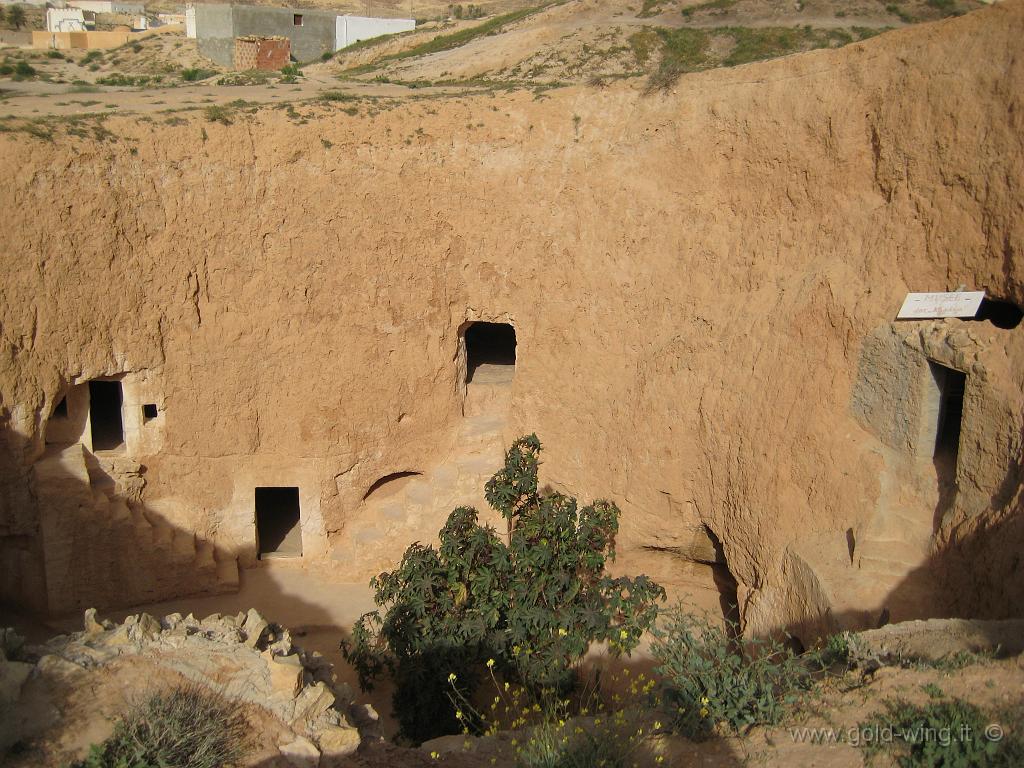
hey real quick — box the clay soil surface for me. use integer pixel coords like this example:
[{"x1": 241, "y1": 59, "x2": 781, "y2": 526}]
[{"x1": 0, "y1": 0, "x2": 988, "y2": 120}]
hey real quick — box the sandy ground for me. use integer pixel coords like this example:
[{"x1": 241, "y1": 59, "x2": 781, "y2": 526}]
[{"x1": 0, "y1": 74, "x2": 477, "y2": 118}]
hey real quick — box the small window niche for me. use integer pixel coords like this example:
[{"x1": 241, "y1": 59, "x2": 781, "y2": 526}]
[
  {"x1": 255, "y1": 487, "x2": 302, "y2": 559},
  {"x1": 463, "y1": 321, "x2": 516, "y2": 384},
  {"x1": 142, "y1": 403, "x2": 158, "y2": 422},
  {"x1": 89, "y1": 380, "x2": 124, "y2": 451},
  {"x1": 293, "y1": 13, "x2": 303, "y2": 25}
]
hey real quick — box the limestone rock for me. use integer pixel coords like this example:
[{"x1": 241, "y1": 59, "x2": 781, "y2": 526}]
[
  {"x1": 243, "y1": 608, "x2": 269, "y2": 648},
  {"x1": 292, "y1": 680, "x2": 336, "y2": 725},
  {"x1": 317, "y1": 724, "x2": 361, "y2": 761},
  {"x1": 850, "y1": 618, "x2": 1024, "y2": 663},
  {"x1": 266, "y1": 651, "x2": 304, "y2": 698},
  {"x1": 83, "y1": 608, "x2": 105, "y2": 635},
  {"x1": 279, "y1": 734, "x2": 321, "y2": 767}
]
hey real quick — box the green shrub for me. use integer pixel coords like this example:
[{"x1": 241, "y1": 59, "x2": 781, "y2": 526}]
[
  {"x1": 280, "y1": 63, "x2": 301, "y2": 77},
  {"x1": 342, "y1": 434, "x2": 666, "y2": 744},
  {"x1": 648, "y1": 28, "x2": 709, "y2": 89},
  {"x1": 96, "y1": 72, "x2": 158, "y2": 87},
  {"x1": 203, "y1": 104, "x2": 234, "y2": 124},
  {"x1": 6, "y1": 5, "x2": 25, "y2": 30},
  {"x1": 181, "y1": 67, "x2": 215, "y2": 82},
  {"x1": 70, "y1": 684, "x2": 249, "y2": 768},
  {"x1": 13, "y1": 61, "x2": 36, "y2": 79},
  {"x1": 651, "y1": 608, "x2": 814, "y2": 740},
  {"x1": 46, "y1": 50, "x2": 65, "y2": 60},
  {"x1": 860, "y1": 698, "x2": 1024, "y2": 767}
]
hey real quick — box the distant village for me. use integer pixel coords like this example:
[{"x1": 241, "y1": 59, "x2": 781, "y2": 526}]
[{"x1": 0, "y1": 0, "x2": 415, "y2": 69}]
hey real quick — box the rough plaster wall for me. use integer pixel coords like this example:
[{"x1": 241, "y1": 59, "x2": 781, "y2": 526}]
[
  {"x1": 851, "y1": 326, "x2": 929, "y2": 453},
  {"x1": 231, "y1": 6, "x2": 337, "y2": 63},
  {"x1": 1, "y1": 3, "x2": 1022, "y2": 630},
  {"x1": 194, "y1": 3, "x2": 234, "y2": 68}
]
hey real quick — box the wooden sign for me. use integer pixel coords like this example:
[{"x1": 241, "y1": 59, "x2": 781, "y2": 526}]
[{"x1": 897, "y1": 291, "x2": 985, "y2": 319}]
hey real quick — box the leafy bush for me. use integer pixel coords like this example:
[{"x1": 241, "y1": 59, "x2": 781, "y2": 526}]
[
  {"x1": 651, "y1": 607, "x2": 814, "y2": 740},
  {"x1": 95, "y1": 72, "x2": 159, "y2": 87},
  {"x1": 13, "y1": 61, "x2": 36, "y2": 79},
  {"x1": 180, "y1": 67, "x2": 215, "y2": 82},
  {"x1": 342, "y1": 434, "x2": 665, "y2": 744},
  {"x1": 70, "y1": 684, "x2": 249, "y2": 768},
  {"x1": 6, "y1": 5, "x2": 26, "y2": 30},
  {"x1": 280, "y1": 63, "x2": 301, "y2": 77},
  {"x1": 860, "y1": 698, "x2": 1024, "y2": 767}
]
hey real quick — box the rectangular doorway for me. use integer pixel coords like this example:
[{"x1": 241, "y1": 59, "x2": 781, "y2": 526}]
[
  {"x1": 255, "y1": 487, "x2": 302, "y2": 558},
  {"x1": 89, "y1": 380, "x2": 124, "y2": 451},
  {"x1": 927, "y1": 361, "x2": 966, "y2": 461}
]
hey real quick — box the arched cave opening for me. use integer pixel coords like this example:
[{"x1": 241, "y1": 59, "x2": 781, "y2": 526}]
[
  {"x1": 464, "y1": 322, "x2": 516, "y2": 384},
  {"x1": 89, "y1": 380, "x2": 124, "y2": 451},
  {"x1": 255, "y1": 486, "x2": 303, "y2": 559},
  {"x1": 362, "y1": 471, "x2": 423, "y2": 501},
  {"x1": 971, "y1": 297, "x2": 1023, "y2": 330}
]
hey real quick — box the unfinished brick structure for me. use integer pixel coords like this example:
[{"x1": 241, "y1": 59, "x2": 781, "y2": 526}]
[{"x1": 233, "y1": 35, "x2": 290, "y2": 71}]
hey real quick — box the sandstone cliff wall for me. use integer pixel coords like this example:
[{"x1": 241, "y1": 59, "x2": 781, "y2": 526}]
[{"x1": 0, "y1": 2, "x2": 1021, "y2": 636}]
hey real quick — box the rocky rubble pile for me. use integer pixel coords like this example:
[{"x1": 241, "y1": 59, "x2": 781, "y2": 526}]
[{"x1": 2, "y1": 608, "x2": 367, "y2": 766}]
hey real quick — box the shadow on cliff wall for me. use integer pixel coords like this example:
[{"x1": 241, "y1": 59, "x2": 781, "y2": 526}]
[{"x1": 828, "y1": 475, "x2": 1024, "y2": 650}]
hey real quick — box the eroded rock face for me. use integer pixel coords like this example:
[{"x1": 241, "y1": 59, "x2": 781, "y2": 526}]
[
  {"x1": 0, "y1": 3, "x2": 1021, "y2": 638},
  {"x1": 3, "y1": 610, "x2": 360, "y2": 767}
]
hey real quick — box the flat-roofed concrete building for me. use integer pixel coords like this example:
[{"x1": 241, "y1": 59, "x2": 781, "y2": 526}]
[{"x1": 193, "y1": 3, "x2": 414, "y2": 67}]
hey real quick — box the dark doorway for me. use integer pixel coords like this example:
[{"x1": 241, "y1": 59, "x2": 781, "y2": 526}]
[
  {"x1": 89, "y1": 380, "x2": 124, "y2": 450},
  {"x1": 53, "y1": 396, "x2": 68, "y2": 419},
  {"x1": 256, "y1": 487, "x2": 302, "y2": 558},
  {"x1": 929, "y1": 361, "x2": 966, "y2": 460},
  {"x1": 464, "y1": 322, "x2": 516, "y2": 383}
]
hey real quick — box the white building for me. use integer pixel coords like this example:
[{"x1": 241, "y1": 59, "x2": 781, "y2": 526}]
[
  {"x1": 335, "y1": 14, "x2": 415, "y2": 50},
  {"x1": 46, "y1": 7, "x2": 87, "y2": 32},
  {"x1": 67, "y1": 0, "x2": 145, "y2": 14},
  {"x1": 185, "y1": 3, "x2": 196, "y2": 39}
]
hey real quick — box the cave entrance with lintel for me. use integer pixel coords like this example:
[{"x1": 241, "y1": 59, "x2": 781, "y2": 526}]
[
  {"x1": 255, "y1": 487, "x2": 303, "y2": 559},
  {"x1": 89, "y1": 380, "x2": 125, "y2": 451}
]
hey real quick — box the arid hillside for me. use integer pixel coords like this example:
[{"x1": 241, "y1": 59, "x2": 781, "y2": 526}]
[{"x1": 0, "y1": 1, "x2": 1021, "y2": 647}]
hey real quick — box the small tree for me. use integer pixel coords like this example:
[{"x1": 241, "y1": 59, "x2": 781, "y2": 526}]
[
  {"x1": 0, "y1": 8, "x2": 7, "y2": 27},
  {"x1": 341, "y1": 435, "x2": 666, "y2": 743},
  {"x1": 7, "y1": 5, "x2": 26, "y2": 30}
]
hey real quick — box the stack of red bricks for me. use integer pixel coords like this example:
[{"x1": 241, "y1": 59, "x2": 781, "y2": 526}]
[{"x1": 233, "y1": 36, "x2": 291, "y2": 71}]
